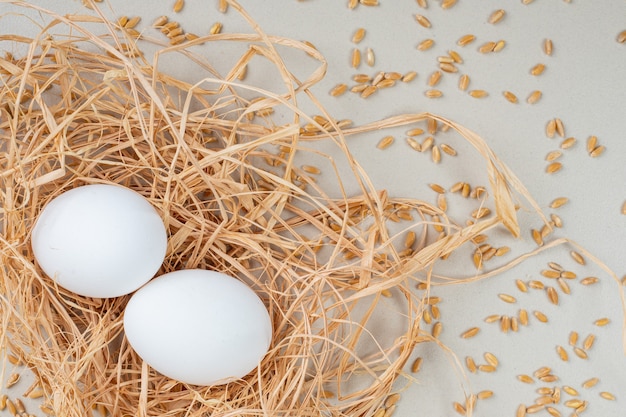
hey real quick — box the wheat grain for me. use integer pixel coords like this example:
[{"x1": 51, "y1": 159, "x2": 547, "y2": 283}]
[
  {"x1": 466, "y1": 356, "x2": 478, "y2": 373},
  {"x1": 330, "y1": 83, "x2": 348, "y2": 97},
  {"x1": 564, "y1": 399, "x2": 584, "y2": 408},
  {"x1": 516, "y1": 404, "x2": 526, "y2": 417},
  {"x1": 600, "y1": 391, "x2": 616, "y2": 400},
  {"x1": 557, "y1": 278, "x2": 570, "y2": 294},
  {"x1": 527, "y1": 90, "x2": 542, "y2": 104},
  {"x1": 580, "y1": 277, "x2": 599, "y2": 286},
  {"x1": 518, "y1": 374, "x2": 534, "y2": 384},
  {"x1": 582, "y1": 377, "x2": 599, "y2": 389},
  {"x1": 503, "y1": 91, "x2": 518, "y2": 103},
  {"x1": 498, "y1": 293, "x2": 517, "y2": 303},
  {"x1": 531, "y1": 63, "x2": 546, "y2": 76},
  {"x1": 432, "y1": 321, "x2": 443, "y2": 338},
  {"x1": 545, "y1": 151, "x2": 562, "y2": 161},
  {"x1": 546, "y1": 162, "x2": 562, "y2": 174},
  {"x1": 361, "y1": 85, "x2": 377, "y2": 98},
  {"x1": 173, "y1": 0, "x2": 184, "y2": 13},
  {"x1": 560, "y1": 137, "x2": 576, "y2": 149},
  {"x1": 469, "y1": 90, "x2": 488, "y2": 98},
  {"x1": 402, "y1": 71, "x2": 418, "y2": 82},
  {"x1": 493, "y1": 40, "x2": 506, "y2": 52},
  {"x1": 461, "y1": 327, "x2": 480, "y2": 338},
  {"x1": 425, "y1": 89, "x2": 443, "y2": 98},
  {"x1": 479, "y1": 364, "x2": 496, "y2": 373},
  {"x1": 440, "y1": 62, "x2": 458, "y2": 73},
  {"x1": 485, "y1": 314, "x2": 501, "y2": 323},
  {"x1": 351, "y1": 48, "x2": 361, "y2": 68},
  {"x1": 519, "y1": 309, "x2": 529, "y2": 325},
  {"x1": 516, "y1": 279, "x2": 528, "y2": 293},
  {"x1": 428, "y1": 71, "x2": 442, "y2": 86},
  {"x1": 366, "y1": 47, "x2": 375, "y2": 66},
  {"x1": 589, "y1": 145, "x2": 605, "y2": 157},
  {"x1": 415, "y1": 14, "x2": 432, "y2": 28},
  {"x1": 479, "y1": 42, "x2": 496, "y2": 53},
  {"x1": 457, "y1": 34, "x2": 476, "y2": 46},
  {"x1": 534, "y1": 311, "x2": 548, "y2": 323},
  {"x1": 152, "y1": 15, "x2": 168, "y2": 27},
  {"x1": 417, "y1": 38, "x2": 435, "y2": 51},
  {"x1": 458, "y1": 74, "x2": 469, "y2": 91},
  {"x1": 563, "y1": 386, "x2": 579, "y2": 396},
  {"x1": 556, "y1": 345, "x2": 568, "y2": 361},
  {"x1": 546, "y1": 407, "x2": 561, "y2": 417},
  {"x1": 544, "y1": 39, "x2": 553, "y2": 55},
  {"x1": 352, "y1": 28, "x2": 366, "y2": 43},
  {"x1": 489, "y1": 9, "x2": 505, "y2": 24},
  {"x1": 573, "y1": 347, "x2": 588, "y2": 359},
  {"x1": 411, "y1": 357, "x2": 423, "y2": 373},
  {"x1": 484, "y1": 352, "x2": 499, "y2": 367}
]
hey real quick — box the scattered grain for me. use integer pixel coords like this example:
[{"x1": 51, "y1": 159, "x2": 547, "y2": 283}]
[
  {"x1": 484, "y1": 352, "x2": 499, "y2": 367},
  {"x1": 152, "y1": 15, "x2": 168, "y2": 27},
  {"x1": 543, "y1": 39, "x2": 553, "y2": 55},
  {"x1": 457, "y1": 34, "x2": 476, "y2": 47},
  {"x1": 6, "y1": 399, "x2": 16, "y2": 416},
  {"x1": 209, "y1": 22, "x2": 223, "y2": 34},
  {"x1": 519, "y1": 309, "x2": 529, "y2": 325},
  {"x1": 361, "y1": 85, "x2": 377, "y2": 98},
  {"x1": 583, "y1": 334, "x2": 595, "y2": 350},
  {"x1": 546, "y1": 119, "x2": 556, "y2": 138},
  {"x1": 411, "y1": 357, "x2": 423, "y2": 373},
  {"x1": 173, "y1": 0, "x2": 184, "y2": 13},
  {"x1": 0, "y1": 395, "x2": 6, "y2": 411},
  {"x1": 453, "y1": 401, "x2": 466, "y2": 415},
  {"x1": 569, "y1": 331, "x2": 579, "y2": 346},
  {"x1": 516, "y1": 279, "x2": 528, "y2": 293},
  {"x1": 545, "y1": 151, "x2": 562, "y2": 162},
  {"x1": 461, "y1": 327, "x2": 480, "y2": 339},
  {"x1": 557, "y1": 278, "x2": 570, "y2": 294},
  {"x1": 484, "y1": 314, "x2": 501, "y2": 323},
  {"x1": 425, "y1": 89, "x2": 443, "y2": 98},
  {"x1": 432, "y1": 321, "x2": 443, "y2": 338},
  {"x1": 402, "y1": 71, "x2": 418, "y2": 82},
  {"x1": 415, "y1": 14, "x2": 432, "y2": 28},
  {"x1": 366, "y1": 47, "x2": 375, "y2": 66},
  {"x1": 563, "y1": 386, "x2": 579, "y2": 396},
  {"x1": 546, "y1": 407, "x2": 561, "y2": 417},
  {"x1": 351, "y1": 48, "x2": 361, "y2": 68},
  {"x1": 534, "y1": 311, "x2": 548, "y2": 323},
  {"x1": 564, "y1": 399, "x2": 584, "y2": 408},
  {"x1": 479, "y1": 364, "x2": 496, "y2": 373},
  {"x1": 469, "y1": 89, "x2": 488, "y2": 98},
  {"x1": 406, "y1": 137, "x2": 421, "y2": 151},
  {"x1": 441, "y1": 0, "x2": 457, "y2": 8},
  {"x1": 594, "y1": 317, "x2": 610, "y2": 326},
  {"x1": 466, "y1": 356, "x2": 478, "y2": 373},
  {"x1": 600, "y1": 391, "x2": 616, "y2": 400},
  {"x1": 352, "y1": 28, "x2": 366, "y2": 43},
  {"x1": 545, "y1": 162, "x2": 562, "y2": 174},
  {"x1": 478, "y1": 41, "x2": 496, "y2": 53},
  {"x1": 586, "y1": 135, "x2": 598, "y2": 153},
  {"x1": 529, "y1": 280, "x2": 545, "y2": 290},
  {"x1": 531, "y1": 63, "x2": 546, "y2": 76},
  {"x1": 589, "y1": 145, "x2": 605, "y2": 157},
  {"x1": 580, "y1": 276, "x2": 599, "y2": 286},
  {"x1": 440, "y1": 144, "x2": 457, "y2": 156},
  {"x1": 417, "y1": 38, "x2": 435, "y2": 51},
  {"x1": 527, "y1": 90, "x2": 543, "y2": 104},
  {"x1": 495, "y1": 246, "x2": 510, "y2": 256},
  {"x1": 360, "y1": 0, "x2": 379, "y2": 5},
  {"x1": 560, "y1": 270, "x2": 576, "y2": 279},
  {"x1": 500, "y1": 315, "x2": 510, "y2": 332},
  {"x1": 556, "y1": 345, "x2": 569, "y2": 361},
  {"x1": 573, "y1": 347, "x2": 588, "y2": 359},
  {"x1": 458, "y1": 74, "x2": 469, "y2": 91},
  {"x1": 518, "y1": 374, "x2": 535, "y2": 384},
  {"x1": 560, "y1": 137, "x2": 576, "y2": 149},
  {"x1": 498, "y1": 293, "x2": 517, "y2": 303},
  {"x1": 330, "y1": 83, "x2": 348, "y2": 97},
  {"x1": 439, "y1": 62, "x2": 458, "y2": 73},
  {"x1": 218, "y1": 0, "x2": 228, "y2": 12},
  {"x1": 6, "y1": 373, "x2": 20, "y2": 388},
  {"x1": 546, "y1": 287, "x2": 559, "y2": 305},
  {"x1": 503, "y1": 91, "x2": 518, "y2": 103},
  {"x1": 531, "y1": 228, "x2": 543, "y2": 246},
  {"x1": 428, "y1": 71, "x2": 442, "y2": 86},
  {"x1": 581, "y1": 377, "x2": 599, "y2": 389},
  {"x1": 488, "y1": 9, "x2": 506, "y2": 24},
  {"x1": 516, "y1": 404, "x2": 526, "y2": 417},
  {"x1": 431, "y1": 145, "x2": 441, "y2": 163},
  {"x1": 493, "y1": 40, "x2": 506, "y2": 52}
]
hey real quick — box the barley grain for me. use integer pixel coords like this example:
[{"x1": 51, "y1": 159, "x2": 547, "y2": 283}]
[
  {"x1": 503, "y1": 91, "x2": 518, "y2": 103},
  {"x1": 560, "y1": 137, "x2": 576, "y2": 149},
  {"x1": 573, "y1": 347, "x2": 588, "y2": 359},
  {"x1": 478, "y1": 42, "x2": 496, "y2": 53},
  {"x1": 415, "y1": 14, "x2": 432, "y2": 28},
  {"x1": 534, "y1": 311, "x2": 548, "y2": 323},
  {"x1": 461, "y1": 327, "x2": 480, "y2": 338},
  {"x1": 352, "y1": 28, "x2": 366, "y2": 43},
  {"x1": 469, "y1": 89, "x2": 488, "y2": 98},
  {"x1": 466, "y1": 356, "x2": 478, "y2": 373},
  {"x1": 527, "y1": 90, "x2": 542, "y2": 104},
  {"x1": 589, "y1": 145, "x2": 605, "y2": 157},
  {"x1": 531, "y1": 63, "x2": 546, "y2": 76},
  {"x1": 366, "y1": 47, "x2": 375, "y2": 66},
  {"x1": 518, "y1": 374, "x2": 535, "y2": 384},
  {"x1": 519, "y1": 309, "x2": 529, "y2": 325},
  {"x1": 457, "y1": 34, "x2": 476, "y2": 46},
  {"x1": 351, "y1": 48, "x2": 361, "y2": 68},
  {"x1": 411, "y1": 357, "x2": 423, "y2": 373},
  {"x1": 330, "y1": 83, "x2": 348, "y2": 96},
  {"x1": 544, "y1": 39, "x2": 553, "y2": 55},
  {"x1": 488, "y1": 9, "x2": 505, "y2": 24},
  {"x1": 600, "y1": 391, "x2": 616, "y2": 400},
  {"x1": 173, "y1": 0, "x2": 184, "y2": 13},
  {"x1": 428, "y1": 71, "x2": 442, "y2": 86},
  {"x1": 580, "y1": 276, "x2": 599, "y2": 285},
  {"x1": 556, "y1": 345, "x2": 568, "y2": 361},
  {"x1": 402, "y1": 71, "x2": 418, "y2": 82},
  {"x1": 546, "y1": 162, "x2": 562, "y2": 174},
  {"x1": 425, "y1": 89, "x2": 443, "y2": 98},
  {"x1": 493, "y1": 40, "x2": 506, "y2": 52},
  {"x1": 417, "y1": 38, "x2": 435, "y2": 51}
]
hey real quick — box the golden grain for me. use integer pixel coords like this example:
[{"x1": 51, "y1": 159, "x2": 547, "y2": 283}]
[
  {"x1": 361, "y1": 85, "x2": 378, "y2": 98},
  {"x1": 365, "y1": 47, "x2": 375, "y2": 66},
  {"x1": 544, "y1": 39, "x2": 553, "y2": 55},
  {"x1": 557, "y1": 277, "x2": 570, "y2": 294},
  {"x1": 564, "y1": 399, "x2": 584, "y2": 408},
  {"x1": 152, "y1": 15, "x2": 168, "y2": 27},
  {"x1": 548, "y1": 261, "x2": 563, "y2": 272},
  {"x1": 461, "y1": 327, "x2": 480, "y2": 339},
  {"x1": 527, "y1": 90, "x2": 543, "y2": 104},
  {"x1": 415, "y1": 14, "x2": 432, "y2": 28},
  {"x1": 116, "y1": 15, "x2": 129, "y2": 27},
  {"x1": 457, "y1": 34, "x2": 476, "y2": 47},
  {"x1": 478, "y1": 42, "x2": 496, "y2": 53},
  {"x1": 402, "y1": 71, "x2": 418, "y2": 82},
  {"x1": 439, "y1": 62, "x2": 458, "y2": 73},
  {"x1": 589, "y1": 145, "x2": 606, "y2": 157},
  {"x1": 6, "y1": 373, "x2": 20, "y2": 388},
  {"x1": 469, "y1": 89, "x2": 488, "y2": 98},
  {"x1": 518, "y1": 374, "x2": 535, "y2": 384},
  {"x1": 546, "y1": 407, "x2": 561, "y2": 417},
  {"x1": 352, "y1": 28, "x2": 366, "y2": 43},
  {"x1": 411, "y1": 357, "x2": 423, "y2": 373},
  {"x1": 618, "y1": 30, "x2": 626, "y2": 43},
  {"x1": 453, "y1": 401, "x2": 466, "y2": 415},
  {"x1": 167, "y1": 27, "x2": 184, "y2": 38},
  {"x1": 493, "y1": 40, "x2": 506, "y2": 52},
  {"x1": 573, "y1": 347, "x2": 588, "y2": 359},
  {"x1": 580, "y1": 276, "x2": 599, "y2": 286},
  {"x1": 440, "y1": 143, "x2": 457, "y2": 156},
  {"x1": 406, "y1": 137, "x2": 421, "y2": 151},
  {"x1": 556, "y1": 345, "x2": 569, "y2": 361},
  {"x1": 330, "y1": 83, "x2": 348, "y2": 97},
  {"x1": 545, "y1": 162, "x2": 562, "y2": 174},
  {"x1": 479, "y1": 364, "x2": 497, "y2": 373},
  {"x1": 472, "y1": 207, "x2": 491, "y2": 219},
  {"x1": 503, "y1": 90, "x2": 518, "y2": 103},
  {"x1": 496, "y1": 246, "x2": 510, "y2": 256},
  {"x1": 560, "y1": 137, "x2": 576, "y2": 149},
  {"x1": 546, "y1": 287, "x2": 558, "y2": 305},
  {"x1": 531, "y1": 229, "x2": 543, "y2": 246},
  {"x1": 554, "y1": 118, "x2": 565, "y2": 137},
  {"x1": 519, "y1": 309, "x2": 529, "y2": 325},
  {"x1": 441, "y1": 0, "x2": 457, "y2": 8},
  {"x1": 550, "y1": 197, "x2": 568, "y2": 208},
  {"x1": 360, "y1": 0, "x2": 379, "y2": 5},
  {"x1": 210, "y1": 22, "x2": 223, "y2": 34},
  {"x1": 516, "y1": 404, "x2": 526, "y2": 417},
  {"x1": 498, "y1": 293, "x2": 517, "y2": 304},
  {"x1": 27, "y1": 388, "x2": 44, "y2": 399},
  {"x1": 448, "y1": 50, "x2": 463, "y2": 63},
  {"x1": 437, "y1": 55, "x2": 454, "y2": 64},
  {"x1": 421, "y1": 136, "x2": 434, "y2": 151},
  {"x1": 6, "y1": 399, "x2": 16, "y2": 416},
  {"x1": 173, "y1": 0, "x2": 184, "y2": 13},
  {"x1": 429, "y1": 183, "x2": 446, "y2": 194},
  {"x1": 376, "y1": 79, "x2": 395, "y2": 89},
  {"x1": 484, "y1": 314, "x2": 501, "y2": 323},
  {"x1": 583, "y1": 334, "x2": 595, "y2": 351},
  {"x1": 568, "y1": 331, "x2": 579, "y2": 347},
  {"x1": 581, "y1": 377, "x2": 599, "y2": 389},
  {"x1": 385, "y1": 72, "x2": 403, "y2": 80},
  {"x1": 534, "y1": 311, "x2": 548, "y2": 323},
  {"x1": 515, "y1": 279, "x2": 528, "y2": 293},
  {"x1": 586, "y1": 135, "x2": 598, "y2": 153},
  {"x1": 0, "y1": 395, "x2": 6, "y2": 411},
  {"x1": 461, "y1": 182, "x2": 471, "y2": 198},
  {"x1": 428, "y1": 71, "x2": 442, "y2": 86},
  {"x1": 372, "y1": 409, "x2": 385, "y2": 417},
  {"x1": 600, "y1": 391, "x2": 616, "y2": 400},
  {"x1": 484, "y1": 352, "x2": 499, "y2": 367},
  {"x1": 545, "y1": 151, "x2": 562, "y2": 162},
  {"x1": 488, "y1": 9, "x2": 506, "y2": 24},
  {"x1": 351, "y1": 48, "x2": 361, "y2": 68},
  {"x1": 466, "y1": 356, "x2": 478, "y2": 373},
  {"x1": 500, "y1": 315, "x2": 510, "y2": 333},
  {"x1": 458, "y1": 74, "x2": 470, "y2": 91},
  {"x1": 417, "y1": 38, "x2": 435, "y2": 51},
  {"x1": 546, "y1": 119, "x2": 556, "y2": 138},
  {"x1": 531, "y1": 63, "x2": 546, "y2": 76},
  {"x1": 425, "y1": 89, "x2": 443, "y2": 98},
  {"x1": 529, "y1": 280, "x2": 544, "y2": 289},
  {"x1": 432, "y1": 321, "x2": 443, "y2": 338},
  {"x1": 563, "y1": 385, "x2": 579, "y2": 396}
]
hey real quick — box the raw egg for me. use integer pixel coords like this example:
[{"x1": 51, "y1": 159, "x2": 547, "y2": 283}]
[
  {"x1": 31, "y1": 184, "x2": 167, "y2": 298},
  {"x1": 123, "y1": 269, "x2": 272, "y2": 386}
]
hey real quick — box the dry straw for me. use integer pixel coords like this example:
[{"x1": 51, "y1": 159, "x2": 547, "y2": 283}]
[{"x1": 0, "y1": 2, "x2": 625, "y2": 417}]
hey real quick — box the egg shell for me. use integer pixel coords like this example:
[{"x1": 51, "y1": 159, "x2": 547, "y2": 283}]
[
  {"x1": 31, "y1": 184, "x2": 167, "y2": 298},
  {"x1": 123, "y1": 269, "x2": 272, "y2": 386}
]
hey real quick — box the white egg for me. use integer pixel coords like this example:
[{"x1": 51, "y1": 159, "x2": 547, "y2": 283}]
[
  {"x1": 123, "y1": 269, "x2": 272, "y2": 386},
  {"x1": 31, "y1": 184, "x2": 167, "y2": 298}
]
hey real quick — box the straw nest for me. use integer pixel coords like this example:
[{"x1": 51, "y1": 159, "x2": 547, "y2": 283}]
[{"x1": 0, "y1": 2, "x2": 565, "y2": 416}]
